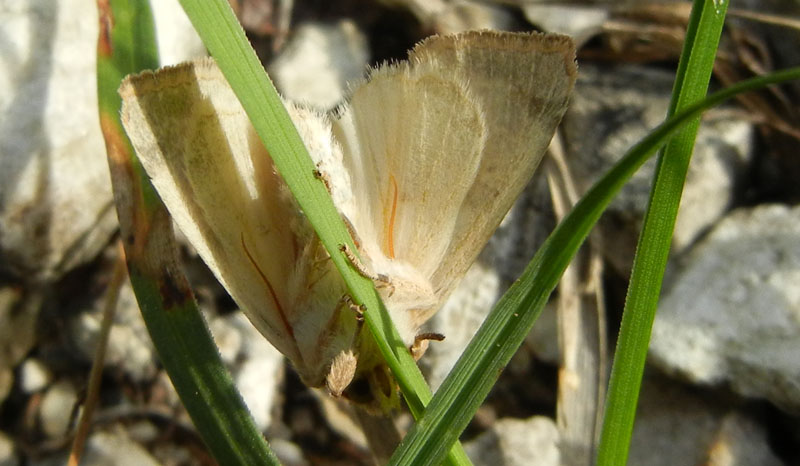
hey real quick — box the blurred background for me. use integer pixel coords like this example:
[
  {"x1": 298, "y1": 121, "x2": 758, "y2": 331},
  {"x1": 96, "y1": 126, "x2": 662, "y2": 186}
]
[{"x1": 1, "y1": 0, "x2": 799, "y2": 464}]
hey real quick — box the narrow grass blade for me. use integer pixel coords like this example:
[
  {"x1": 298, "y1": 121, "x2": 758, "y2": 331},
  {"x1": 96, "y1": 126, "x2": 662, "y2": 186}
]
[
  {"x1": 176, "y1": 1, "x2": 469, "y2": 463},
  {"x1": 389, "y1": 65, "x2": 800, "y2": 466},
  {"x1": 597, "y1": 1, "x2": 728, "y2": 464},
  {"x1": 174, "y1": 0, "x2": 428, "y2": 405},
  {"x1": 97, "y1": 1, "x2": 279, "y2": 464},
  {"x1": 68, "y1": 243, "x2": 127, "y2": 466}
]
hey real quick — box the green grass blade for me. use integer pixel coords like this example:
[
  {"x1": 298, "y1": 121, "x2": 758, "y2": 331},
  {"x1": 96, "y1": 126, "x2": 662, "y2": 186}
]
[
  {"x1": 174, "y1": 1, "x2": 470, "y2": 464},
  {"x1": 597, "y1": 1, "x2": 728, "y2": 464},
  {"x1": 389, "y1": 63, "x2": 800, "y2": 465},
  {"x1": 174, "y1": 0, "x2": 426, "y2": 406},
  {"x1": 97, "y1": 1, "x2": 279, "y2": 464}
]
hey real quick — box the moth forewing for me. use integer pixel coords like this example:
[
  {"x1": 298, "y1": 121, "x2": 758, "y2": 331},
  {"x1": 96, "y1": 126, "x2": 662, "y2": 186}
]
[
  {"x1": 120, "y1": 61, "x2": 360, "y2": 390},
  {"x1": 119, "y1": 62, "x2": 304, "y2": 364},
  {"x1": 420, "y1": 32, "x2": 578, "y2": 302},
  {"x1": 330, "y1": 31, "x2": 577, "y2": 342},
  {"x1": 329, "y1": 64, "x2": 488, "y2": 348}
]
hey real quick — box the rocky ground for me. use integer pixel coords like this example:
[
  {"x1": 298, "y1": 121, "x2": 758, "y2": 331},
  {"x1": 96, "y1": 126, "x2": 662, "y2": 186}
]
[{"x1": 1, "y1": 0, "x2": 800, "y2": 465}]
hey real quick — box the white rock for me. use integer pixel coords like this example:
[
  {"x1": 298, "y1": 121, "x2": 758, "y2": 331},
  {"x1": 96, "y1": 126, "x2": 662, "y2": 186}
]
[
  {"x1": 75, "y1": 293, "x2": 281, "y2": 420},
  {"x1": 70, "y1": 282, "x2": 157, "y2": 383},
  {"x1": 464, "y1": 416, "x2": 560, "y2": 466},
  {"x1": 651, "y1": 204, "x2": 800, "y2": 412},
  {"x1": 39, "y1": 379, "x2": 78, "y2": 438},
  {"x1": 0, "y1": 286, "x2": 41, "y2": 402},
  {"x1": 270, "y1": 438, "x2": 309, "y2": 466},
  {"x1": 375, "y1": 0, "x2": 448, "y2": 25},
  {"x1": 211, "y1": 312, "x2": 284, "y2": 431},
  {"x1": 629, "y1": 376, "x2": 782, "y2": 466},
  {"x1": 318, "y1": 395, "x2": 368, "y2": 449},
  {"x1": 269, "y1": 21, "x2": 369, "y2": 110},
  {"x1": 422, "y1": 261, "x2": 501, "y2": 390},
  {"x1": 30, "y1": 429, "x2": 160, "y2": 466},
  {"x1": 81, "y1": 430, "x2": 161, "y2": 466},
  {"x1": 148, "y1": 442, "x2": 193, "y2": 466},
  {"x1": 525, "y1": 300, "x2": 560, "y2": 365},
  {"x1": 151, "y1": 1, "x2": 206, "y2": 66},
  {"x1": 521, "y1": 4, "x2": 608, "y2": 44},
  {"x1": 433, "y1": 2, "x2": 517, "y2": 34},
  {"x1": 19, "y1": 358, "x2": 52, "y2": 393},
  {"x1": 706, "y1": 412, "x2": 784, "y2": 466},
  {"x1": 125, "y1": 420, "x2": 160, "y2": 445},
  {"x1": 210, "y1": 315, "x2": 243, "y2": 365},
  {"x1": 0, "y1": 0, "x2": 203, "y2": 281},
  {"x1": 104, "y1": 318, "x2": 158, "y2": 382},
  {"x1": 562, "y1": 64, "x2": 754, "y2": 275},
  {"x1": 0, "y1": 430, "x2": 18, "y2": 466},
  {"x1": 422, "y1": 174, "x2": 553, "y2": 389}
]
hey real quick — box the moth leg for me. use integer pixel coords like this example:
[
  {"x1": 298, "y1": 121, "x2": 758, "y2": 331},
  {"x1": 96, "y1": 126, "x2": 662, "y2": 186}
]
[
  {"x1": 374, "y1": 274, "x2": 396, "y2": 297},
  {"x1": 339, "y1": 294, "x2": 366, "y2": 323},
  {"x1": 410, "y1": 332, "x2": 445, "y2": 361},
  {"x1": 340, "y1": 215, "x2": 366, "y2": 252},
  {"x1": 339, "y1": 244, "x2": 396, "y2": 296},
  {"x1": 324, "y1": 296, "x2": 364, "y2": 397},
  {"x1": 313, "y1": 163, "x2": 333, "y2": 194},
  {"x1": 339, "y1": 243, "x2": 375, "y2": 278}
]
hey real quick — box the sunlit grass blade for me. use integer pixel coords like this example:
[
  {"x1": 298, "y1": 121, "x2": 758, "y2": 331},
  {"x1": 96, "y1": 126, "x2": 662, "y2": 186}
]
[
  {"x1": 175, "y1": 0, "x2": 470, "y2": 463},
  {"x1": 174, "y1": 0, "x2": 422, "y2": 405},
  {"x1": 97, "y1": 1, "x2": 279, "y2": 464},
  {"x1": 597, "y1": 1, "x2": 728, "y2": 464},
  {"x1": 389, "y1": 64, "x2": 800, "y2": 466}
]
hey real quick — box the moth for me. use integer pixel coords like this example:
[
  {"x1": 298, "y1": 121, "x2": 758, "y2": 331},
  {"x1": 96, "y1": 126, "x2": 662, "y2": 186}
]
[{"x1": 120, "y1": 30, "x2": 576, "y2": 411}]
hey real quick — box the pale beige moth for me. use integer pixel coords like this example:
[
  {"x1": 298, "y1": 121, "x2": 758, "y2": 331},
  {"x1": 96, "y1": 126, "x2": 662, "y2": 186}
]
[{"x1": 119, "y1": 30, "x2": 577, "y2": 411}]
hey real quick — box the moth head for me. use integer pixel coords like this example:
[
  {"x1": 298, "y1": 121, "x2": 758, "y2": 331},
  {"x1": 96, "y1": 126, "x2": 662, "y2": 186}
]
[
  {"x1": 322, "y1": 335, "x2": 400, "y2": 413},
  {"x1": 325, "y1": 350, "x2": 358, "y2": 397}
]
